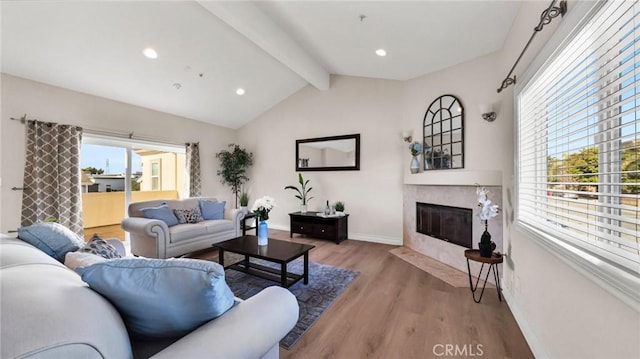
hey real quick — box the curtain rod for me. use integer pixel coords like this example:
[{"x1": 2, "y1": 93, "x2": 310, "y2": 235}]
[
  {"x1": 10, "y1": 114, "x2": 34, "y2": 123},
  {"x1": 10, "y1": 114, "x2": 82, "y2": 131},
  {"x1": 497, "y1": 0, "x2": 567, "y2": 93},
  {"x1": 10, "y1": 114, "x2": 187, "y2": 147},
  {"x1": 83, "y1": 128, "x2": 186, "y2": 147}
]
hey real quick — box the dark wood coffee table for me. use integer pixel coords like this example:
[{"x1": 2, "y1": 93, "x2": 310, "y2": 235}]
[{"x1": 213, "y1": 235, "x2": 315, "y2": 288}]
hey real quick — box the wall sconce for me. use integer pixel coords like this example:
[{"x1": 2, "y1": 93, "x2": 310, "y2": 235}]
[
  {"x1": 480, "y1": 103, "x2": 497, "y2": 122},
  {"x1": 402, "y1": 130, "x2": 413, "y2": 143}
]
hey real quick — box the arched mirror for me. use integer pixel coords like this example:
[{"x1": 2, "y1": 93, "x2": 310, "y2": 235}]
[{"x1": 423, "y1": 94, "x2": 464, "y2": 170}]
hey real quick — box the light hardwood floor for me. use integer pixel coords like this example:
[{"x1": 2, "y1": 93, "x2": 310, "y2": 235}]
[
  {"x1": 199, "y1": 229, "x2": 533, "y2": 359},
  {"x1": 84, "y1": 224, "x2": 125, "y2": 241}
]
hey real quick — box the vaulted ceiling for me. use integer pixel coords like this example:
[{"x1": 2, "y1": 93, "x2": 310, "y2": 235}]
[{"x1": 1, "y1": 1, "x2": 521, "y2": 129}]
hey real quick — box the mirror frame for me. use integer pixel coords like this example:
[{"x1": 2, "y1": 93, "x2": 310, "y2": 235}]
[
  {"x1": 296, "y1": 134, "x2": 360, "y2": 171},
  {"x1": 423, "y1": 94, "x2": 465, "y2": 170}
]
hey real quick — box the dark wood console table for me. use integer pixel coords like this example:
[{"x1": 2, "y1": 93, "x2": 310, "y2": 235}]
[
  {"x1": 241, "y1": 213, "x2": 256, "y2": 236},
  {"x1": 289, "y1": 211, "x2": 349, "y2": 244}
]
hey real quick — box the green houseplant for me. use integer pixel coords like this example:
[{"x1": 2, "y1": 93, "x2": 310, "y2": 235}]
[
  {"x1": 334, "y1": 201, "x2": 345, "y2": 213},
  {"x1": 239, "y1": 191, "x2": 249, "y2": 207},
  {"x1": 215, "y1": 144, "x2": 253, "y2": 208},
  {"x1": 284, "y1": 173, "x2": 314, "y2": 213},
  {"x1": 239, "y1": 190, "x2": 249, "y2": 214}
]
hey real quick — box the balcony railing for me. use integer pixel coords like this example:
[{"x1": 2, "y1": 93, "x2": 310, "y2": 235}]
[{"x1": 82, "y1": 190, "x2": 178, "y2": 240}]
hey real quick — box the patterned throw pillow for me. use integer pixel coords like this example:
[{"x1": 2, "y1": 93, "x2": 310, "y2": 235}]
[
  {"x1": 79, "y1": 234, "x2": 122, "y2": 259},
  {"x1": 173, "y1": 207, "x2": 204, "y2": 224}
]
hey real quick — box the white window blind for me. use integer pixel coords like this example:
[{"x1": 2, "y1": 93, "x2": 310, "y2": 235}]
[{"x1": 518, "y1": 0, "x2": 639, "y2": 273}]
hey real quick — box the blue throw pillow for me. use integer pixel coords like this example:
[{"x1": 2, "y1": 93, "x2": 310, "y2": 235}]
[
  {"x1": 77, "y1": 257, "x2": 235, "y2": 339},
  {"x1": 199, "y1": 200, "x2": 225, "y2": 220},
  {"x1": 140, "y1": 203, "x2": 179, "y2": 227},
  {"x1": 17, "y1": 222, "x2": 83, "y2": 262}
]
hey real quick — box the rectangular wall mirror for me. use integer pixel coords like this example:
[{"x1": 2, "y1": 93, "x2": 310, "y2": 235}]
[{"x1": 296, "y1": 134, "x2": 360, "y2": 171}]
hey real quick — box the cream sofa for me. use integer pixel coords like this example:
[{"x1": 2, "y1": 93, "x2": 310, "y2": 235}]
[
  {"x1": 0, "y1": 236, "x2": 298, "y2": 359},
  {"x1": 121, "y1": 197, "x2": 243, "y2": 259}
]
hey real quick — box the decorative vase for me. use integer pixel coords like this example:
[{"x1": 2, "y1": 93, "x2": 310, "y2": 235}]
[
  {"x1": 300, "y1": 204, "x2": 307, "y2": 214},
  {"x1": 410, "y1": 156, "x2": 419, "y2": 174},
  {"x1": 240, "y1": 206, "x2": 248, "y2": 215},
  {"x1": 258, "y1": 220, "x2": 268, "y2": 245},
  {"x1": 478, "y1": 222, "x2": 496, "y2": 257}
]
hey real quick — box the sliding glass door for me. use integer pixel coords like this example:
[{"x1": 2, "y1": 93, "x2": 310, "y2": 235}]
[{"x1": 81, "y1": 134, "x2": 185, "y2": 241}]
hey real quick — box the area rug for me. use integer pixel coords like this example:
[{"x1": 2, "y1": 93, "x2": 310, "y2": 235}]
[{"x1": 224, "y1": 258, "x2": 359, "y2": 349}]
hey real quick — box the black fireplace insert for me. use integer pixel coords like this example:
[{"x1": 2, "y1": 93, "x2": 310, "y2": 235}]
[{"x1": 416, "y1": 202, "x2": 472, "y2": 248}]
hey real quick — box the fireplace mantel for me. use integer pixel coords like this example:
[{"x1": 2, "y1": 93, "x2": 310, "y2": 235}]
[
  {"x1": 403, "y1": 182, "x2": 503, "y2": 284},
  {"x1": 404, "y1": 170, "x2": 502, "y2": 186}
]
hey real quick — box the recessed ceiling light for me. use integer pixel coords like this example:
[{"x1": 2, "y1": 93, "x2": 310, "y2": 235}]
[
  {"x1": 375, "y1": 49, "x2": 387, "y2": 57},
  {"x1": 143, "y1": 47, "x2": 158, "y2": 59},
  {"x1": 236, "y1": 88, "x2": 245, "y2": 96}
]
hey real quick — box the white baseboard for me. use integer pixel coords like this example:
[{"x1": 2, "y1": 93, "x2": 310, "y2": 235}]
[
  {"x1": 502, "y1": 289, "x2": 549, "y2": 359},
  {"x1": 267, "y1": 224, "x2": 401, "y2": 246},
  {"x1": 349, "y1": 232, "x2": 401, "y2": 245},
  {"x1": 268, "y1": 224, "x2": 290, "y2": 232}
]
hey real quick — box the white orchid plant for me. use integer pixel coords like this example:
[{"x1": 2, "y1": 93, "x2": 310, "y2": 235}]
[
  {"x1": 476, "y1": 186, "x2": 500, "y2": 222},
  {"x1": 252, "y1": 196, "x2": 276, "y2": 221}
]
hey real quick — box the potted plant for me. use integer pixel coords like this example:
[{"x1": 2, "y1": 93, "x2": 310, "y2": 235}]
[
  {"x1": 215, "y1": 144, "x2": 253, "y2": 208},
  {"x1": 334, "y1": 201, "x2": 345, "y2": 214},
  {"x1": 239, "y1": 191, "x2": 249, "y2": 214},
  {"x1": 284, "y1": 173, "x2": 314, "y2": 213},
  {"x1": 476, "y1": 186, "x2": 500, "y2": 257}
]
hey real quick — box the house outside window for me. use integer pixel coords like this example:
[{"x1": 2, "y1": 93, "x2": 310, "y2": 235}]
[
  {"x1": 151, "y1": 160, "x2": 160, "y2": 190},
  {"x1": 516, "y1": 1, "x2": 639, "y2": 301},
  {"x1": 137, "y1": 151, "x2": 185, "y2": 193},
  {"x1": 80, "y1": 136, "x2": 186, "y2": 240}
]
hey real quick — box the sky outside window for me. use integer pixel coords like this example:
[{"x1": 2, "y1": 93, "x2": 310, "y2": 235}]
[{"x1": 81, "y1": 143, "x2": 141, "y2": 174}]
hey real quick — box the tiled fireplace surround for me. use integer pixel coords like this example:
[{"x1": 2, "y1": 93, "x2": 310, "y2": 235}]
[{"x1": 403, "y1": 183, "x2": 503, "y2": 282}]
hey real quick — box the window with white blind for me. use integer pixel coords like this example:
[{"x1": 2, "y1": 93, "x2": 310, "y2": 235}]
[{"x1": 517, "y1": 1, "x2": 639, "y2": 275}]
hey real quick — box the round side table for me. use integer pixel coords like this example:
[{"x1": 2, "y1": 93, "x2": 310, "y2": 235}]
[{"x1": 464, "y1": 249, "x2": 503, "y2": 303}]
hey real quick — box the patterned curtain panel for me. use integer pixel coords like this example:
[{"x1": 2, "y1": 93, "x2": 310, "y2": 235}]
[
  {"x1": 185, "y1": 142, "x2": 201, "y2": 197},
  {"x1": 21, "y1": 120, "x2": 84, "y2": 235}
]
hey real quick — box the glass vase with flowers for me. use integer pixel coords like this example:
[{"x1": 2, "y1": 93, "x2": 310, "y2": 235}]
[{"x1": 252, "y1": 196, "x2": 275, "y2": 245}]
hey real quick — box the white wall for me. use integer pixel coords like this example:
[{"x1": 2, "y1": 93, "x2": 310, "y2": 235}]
[
  {"x1": 403, "y1": 51, "x2": 504, "y2": 173},
  {"x1": 498, "y1": 2, "x2": 639, "y2": 358},
  {"x1": 237, "y1": 75, "x2": 404, "y2": 244},
  {"x1": 0, "y1": 74, "x2": 236, "y2": 233},
  {"x1": 2, "y1": 2, "x2": 637, "y2": 355},
  {"x1": 398, "y1": 1, "x2": 638, "y2": 357},
  {"x1": 400, "y1": 40, "x2": 507, "y2": 281},
  {"x1": 0, "y1": 74, "x2": 3, "y2": 233}
]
